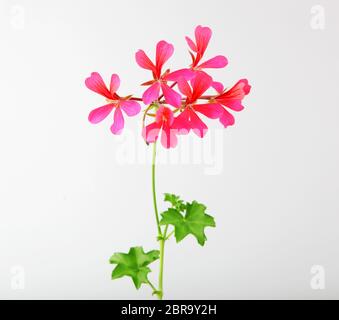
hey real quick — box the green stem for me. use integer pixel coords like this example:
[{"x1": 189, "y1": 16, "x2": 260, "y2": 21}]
[
  {"x1": 152, "y1": 142, "x2": 162, "y2": 237},
  {"x1": 158, "y1": 225, "x2": 168, "y2": 300},
  {"x1": 165, "y1": 230, "x2": 174, "y2": 240},
  {"x1": 151, "y1": 142, "x2": 169, "y2": 300},
  {"x1": 147, "y1": 280, "x2": 157, "y2": 293},
  {"x1": 158, "y1": 238, "x2": 165, "y2": 300}
]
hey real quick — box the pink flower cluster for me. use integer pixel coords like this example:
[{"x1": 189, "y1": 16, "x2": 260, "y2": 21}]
[{"x1": 85, "y1": 25, "x2": 251, "y2": 148}]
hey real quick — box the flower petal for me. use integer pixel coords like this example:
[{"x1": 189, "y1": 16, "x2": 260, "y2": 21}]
[
  {"x1": 110, "y1": 74, "x2": 120, "y2": 95},
  {"x1": 135, "y1": 50, "x2": 156, "y2": 72},
  {"x1": 161, "y1": 123, "x2": 178, "y2": 149},
  {"x1": 185, "y1": 36, "x2": 197, "y2": 52},
  {"x1": 110, "y1": 107, "x2": 124, "y2": 135},
  {"x1": 211, "y1": 81, "x2": 224, "y2": 94},
  {"x1": 142, "y1": 82, "x2": 161, "y2": 105},
  {"x1": 85, "y1": 72, "x2": 111, "y2": 99},
  {"x1": 219, "y1": 109, "x2": 235, "y2": 128},
  {"x1": 155, "y1": 40, "x2": 174, "y2": 76},
  {"x1": 142, "y1": 121, "x2": 162, "y2": 144},
  {"x1": 172, "y1": 109, "x2": 190, "y2": 135},
  {"x1": 191, "y1": 71, "x2": 213, "y2": 101},
  {"x1": 195, "y1": 25, "x2": 212, "y2": 56},
  {"x1": 189, "y1": 51, "x2": 196, "y2": 64},
  {"x1": 88, "y1": 104, "x2": 114, "y2": 124},
  {"x1": 223, "y1": 100, "x2": 245, "y2": 111},
  {"x1": 120, "y1": 100, "x2": 141, "y2": 117},
  {"x1": 189, "y1": 110, "x2": 208, "y2": 138},
  {"x1": 165, "y1": 68, "x2": 195, "y2": 81},
  {"x1": 216, "y1": 79, "x2": 251, "y2": 111},
  {"x1": 156, "y1": 105, "x2": 174, "y2": 125},
  {"x1": 177, "y1": 77, "x2": 192, "y2": 99},
  {"x1": 242, "y1": 79, "x2": 252, "y2": 95},
  {"x1": 193, "y1": 103, "x2": 224, "y2": 119},
  {"x1": 161, "y1": 83, "x2": 182, "y2": 107},
  {"x1": 198, "y1": 55, "x2": 228, "y2": 69}
]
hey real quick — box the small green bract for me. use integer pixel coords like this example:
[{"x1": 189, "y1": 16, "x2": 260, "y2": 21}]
[{"x1": 164, "y1": 193, "x2": 186, "y2": 211}]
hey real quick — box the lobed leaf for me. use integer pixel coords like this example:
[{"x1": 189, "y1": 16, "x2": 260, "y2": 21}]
[
  {"x1": 109, "y1": 246, "x2": 159, "y2": 289},
  {"x1": 160, "y1": 200, "x2": 216, "y2": 246}
]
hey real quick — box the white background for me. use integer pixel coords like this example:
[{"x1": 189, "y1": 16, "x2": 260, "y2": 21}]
[{"x1": 0, "y1": 0, "x2": 338, "y2": 299}]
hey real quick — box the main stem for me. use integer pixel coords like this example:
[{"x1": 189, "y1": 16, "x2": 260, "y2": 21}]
[
  {"x1": 159, "y1": 224, "x2": 169, "y2": 298},
  {"x1": 152, "y1": 142, "x2": 162, "y2": 237},
  {"x1": 151, "y1": 142, "x2": 166, "y2": 300}
]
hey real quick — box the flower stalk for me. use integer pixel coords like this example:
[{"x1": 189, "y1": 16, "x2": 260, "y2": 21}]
[
  {"x1": 151, "y1": 141, "x2": 168, "y2": 299},
  {"x1": 151, "y1": 141, "x2": 162, "y2": 238}
]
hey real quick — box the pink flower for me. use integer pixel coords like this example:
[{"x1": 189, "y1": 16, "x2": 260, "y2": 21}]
[
  {"x1": 136, "y1": 40, "x2": 193, "y2": 107},
  {"x1": 85, "y1": 72, "x2": 141, "y2": 134},
  {"x1": 186, "y1": 25, "x2": 228, "y2": 70},
  {"x1": 173, "y1": 72, "x2": 224, "y2": 138},
  {"x1": 142, "y1": 106, "x2": 178, "y2": 149},
  {"x1": 214, "y1": 79, "x2": 251, "y2": 128}
]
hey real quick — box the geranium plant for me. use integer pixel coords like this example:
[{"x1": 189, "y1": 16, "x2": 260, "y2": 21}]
[{"x1": 85, "y1": 25, "x2": 251, "y2": 299}]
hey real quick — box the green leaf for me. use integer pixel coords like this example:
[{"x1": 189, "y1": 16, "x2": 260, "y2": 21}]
[
  {"x1": 160, "y1": 201, "x2": 216, "y2": 246},
  {"x1": 164, "y1": 193, "x2": 186, "y2": 211},
  {"x1": 109, "y1": 247, "x2": 159, "y2": 289}
]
